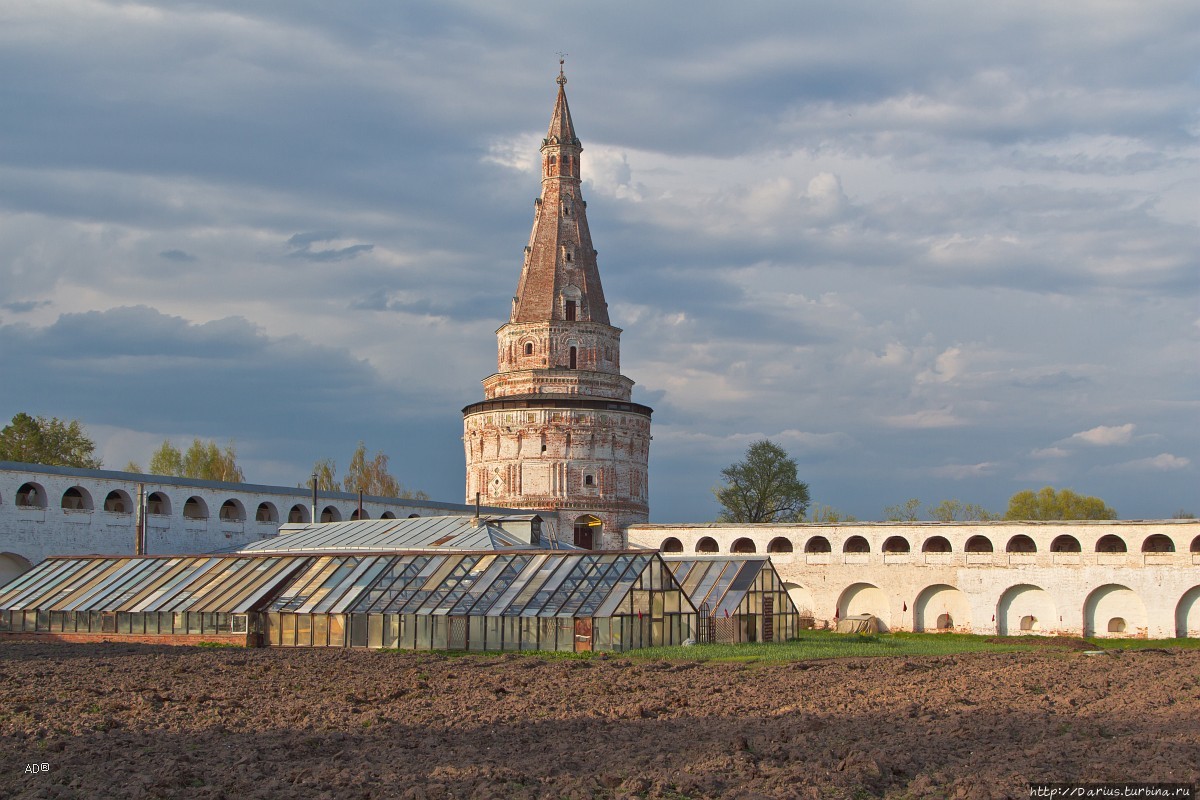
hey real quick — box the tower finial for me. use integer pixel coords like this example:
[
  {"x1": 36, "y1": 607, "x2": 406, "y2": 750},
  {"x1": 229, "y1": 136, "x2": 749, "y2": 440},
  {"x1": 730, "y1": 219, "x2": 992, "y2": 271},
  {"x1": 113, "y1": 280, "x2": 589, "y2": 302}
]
[{"x1": 556, "y1": 52, "x2": 568, "y2": 86}]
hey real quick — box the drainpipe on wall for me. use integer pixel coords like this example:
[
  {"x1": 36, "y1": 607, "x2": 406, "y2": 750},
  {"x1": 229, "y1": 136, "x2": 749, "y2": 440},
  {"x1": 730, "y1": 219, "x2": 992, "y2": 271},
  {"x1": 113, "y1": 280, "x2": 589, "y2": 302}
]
[
  {"x1": 311, "y1": 472, "x2": 318, "y2": 525},
  {"x1": 135, "y1": 483, "x2": 145, "y2": 555}
]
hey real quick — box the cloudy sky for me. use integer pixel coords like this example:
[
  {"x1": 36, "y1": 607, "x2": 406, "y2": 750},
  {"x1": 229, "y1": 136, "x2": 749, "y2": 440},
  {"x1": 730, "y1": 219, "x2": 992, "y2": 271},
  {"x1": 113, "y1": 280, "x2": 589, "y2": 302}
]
[{"x1": 1, "y1": 1, "x2": 1197, "y2": 522}]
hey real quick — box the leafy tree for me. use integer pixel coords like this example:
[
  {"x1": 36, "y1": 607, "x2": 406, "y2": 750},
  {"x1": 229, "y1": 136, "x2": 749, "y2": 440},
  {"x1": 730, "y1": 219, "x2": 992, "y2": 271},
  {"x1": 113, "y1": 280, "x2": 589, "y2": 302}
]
[
  {"x1": 123, "y1": 461, "x2": 143, "y2": 473},
  {"x1": 149, "y1": 441, "x2": 184, "y2": 476},
  {"x1": 808, "y1": 503, "x2": 858, "y2": 523},
  {"x1": 184, "y1": 439, "x2": 245, "y2": 482},
  {"x1": 344, "y1": 441, "x2": 428, "y2": 499},
  {"x1": 714, "y1": 440, "x2": 810, "y2": 523},
  {"x1": 0, "y1": 413, "x2": 102, "y2": 468},
  {"x1": 305, "y1": 444, "x2": 428, "y2": 500},
  {"x1": 304, "y1": 458, "x2": 340, "y2": 492},
  {"x1": 1173, "y1": 509, "x2": 1196, "y2": 519},
  {"x1": 928, "y1": 499, "x2": 997, "y2": 522},
  {"x1": 1004, "y1": 486, "x2": 1116, "y2": 521},
  {"x1": 147, "y1": 438, "x2": 244, "y2": 482},
  {"x1": 883, "y1": 498, "x2": 922, "y2": 522}
]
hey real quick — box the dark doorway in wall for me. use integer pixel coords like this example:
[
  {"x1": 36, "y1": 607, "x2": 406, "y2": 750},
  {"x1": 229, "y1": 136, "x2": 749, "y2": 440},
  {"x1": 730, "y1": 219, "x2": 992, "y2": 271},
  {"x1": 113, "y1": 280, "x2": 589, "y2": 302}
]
[{"x1": 574, "y1": 514, "x2": 601, "y2": 549}]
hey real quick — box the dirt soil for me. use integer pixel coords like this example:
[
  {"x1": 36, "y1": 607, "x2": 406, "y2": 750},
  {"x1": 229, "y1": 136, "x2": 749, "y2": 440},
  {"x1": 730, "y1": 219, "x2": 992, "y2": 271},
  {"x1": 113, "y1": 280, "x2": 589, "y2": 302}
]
[{"x1": 0, "y1": 642, "x2": 1197, "y2": 799}]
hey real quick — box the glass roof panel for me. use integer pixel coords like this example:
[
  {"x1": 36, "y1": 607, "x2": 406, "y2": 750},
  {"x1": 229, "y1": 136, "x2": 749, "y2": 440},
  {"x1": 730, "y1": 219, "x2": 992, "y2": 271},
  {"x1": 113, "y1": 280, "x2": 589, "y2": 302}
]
[
  {"x1": 497, "y1": 554, "x2": 555, "y2": 616},
  {"x1": 463, "y1": 556, "x2": 530, "y2": 618},
  {"x1": 295, "y1": 557, "x2": 363, "y2": 614},
  {"x1": 104, "y1": 558, "x2": 190, "y2": 610},
  {"x1": 321, "y1": 557, "x2": 396, "y2": 614},
  {"x1": 591, "y1": 556, "x2": 645, "y2": 618},
  {"x1": 61, "y1": 559, "x2": 148, "y2": 611},
  {"x1": 2, "y1": 559, "x2": 90, "y2": 610},
  {"x1": 480, "y1": 555, "x2": 538, "y2": 616},
  {"x1": 0, "y1": 559, "x2": 79, "y2": 608},
  {"x1": 553, "y1": 557, "x2": 614, "y2": 617},
  {"x1": 231, "y1": 558, "x2": 315, "y2": 613},
  {"x1": 450, "y1": 556, "x2": 518, "y2": 616},
  {"x1": 358, "y1": 556, "x2": 428, "y2": 614}
]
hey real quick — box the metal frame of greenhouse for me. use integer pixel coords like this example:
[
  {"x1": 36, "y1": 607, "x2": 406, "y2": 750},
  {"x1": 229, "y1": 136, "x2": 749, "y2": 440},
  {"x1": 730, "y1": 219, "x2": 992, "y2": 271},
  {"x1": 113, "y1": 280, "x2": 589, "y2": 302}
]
[{"x1": 0, "y1": 550, "x2": 697, "y2": 652}]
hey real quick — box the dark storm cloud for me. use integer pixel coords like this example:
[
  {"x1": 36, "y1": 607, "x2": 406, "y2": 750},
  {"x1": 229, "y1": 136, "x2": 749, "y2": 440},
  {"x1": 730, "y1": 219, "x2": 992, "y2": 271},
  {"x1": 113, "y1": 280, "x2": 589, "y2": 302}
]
[{"x1": 0, "y1": 307, "x2": 427, "y2": 436}]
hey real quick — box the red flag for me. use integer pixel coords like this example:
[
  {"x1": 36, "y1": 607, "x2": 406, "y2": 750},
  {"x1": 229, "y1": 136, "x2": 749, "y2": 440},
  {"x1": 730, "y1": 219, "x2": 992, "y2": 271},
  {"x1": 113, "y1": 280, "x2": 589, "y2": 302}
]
[{"x1": 723, "y1": 608, "x2": 729, "y2": 618}]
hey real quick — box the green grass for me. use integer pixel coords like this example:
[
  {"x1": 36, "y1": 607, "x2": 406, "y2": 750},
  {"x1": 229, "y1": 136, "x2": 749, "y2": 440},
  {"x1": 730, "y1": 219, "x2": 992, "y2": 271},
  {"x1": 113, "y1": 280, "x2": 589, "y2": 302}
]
[
  {"x1": 375, "y1": 631, "x2": 1200, "y2": 663},
  {"x1": 623, "y1": 630, "x2": 1200, "y2": 663},
  {"x1": 624, "y1": 630, "x2": 1043, "y2": 662},
  {"x1": 1078, "y1": 637, "x2": 1200, "y2": 651}
]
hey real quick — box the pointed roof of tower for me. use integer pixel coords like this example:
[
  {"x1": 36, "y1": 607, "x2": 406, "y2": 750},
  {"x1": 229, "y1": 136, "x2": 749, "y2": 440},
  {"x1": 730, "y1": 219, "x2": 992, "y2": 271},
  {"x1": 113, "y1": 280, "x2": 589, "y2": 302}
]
[
  {"x1": 545, "y1": 63, "x2": 579, "y2": 147},
  {"x1": 510, "y1": 67, "x2": 610, "y2": 326}
]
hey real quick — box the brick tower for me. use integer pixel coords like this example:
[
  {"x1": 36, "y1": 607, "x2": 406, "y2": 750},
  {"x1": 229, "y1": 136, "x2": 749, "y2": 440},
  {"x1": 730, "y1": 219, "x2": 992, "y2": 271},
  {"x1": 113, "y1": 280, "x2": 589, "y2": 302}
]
[{"x1": 462, "y1": 65, "x2": 652, "y2": 548}]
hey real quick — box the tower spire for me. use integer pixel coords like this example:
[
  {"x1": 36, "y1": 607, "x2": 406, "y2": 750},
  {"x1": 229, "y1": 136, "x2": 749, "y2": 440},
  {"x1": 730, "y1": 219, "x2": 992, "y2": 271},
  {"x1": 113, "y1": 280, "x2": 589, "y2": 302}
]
[
  {"x1": 545, "y1": 58, "x2": 578, "y2": 149},
  {"x1": 510, "y1": 66, "x2": 605, "y2": 324}
]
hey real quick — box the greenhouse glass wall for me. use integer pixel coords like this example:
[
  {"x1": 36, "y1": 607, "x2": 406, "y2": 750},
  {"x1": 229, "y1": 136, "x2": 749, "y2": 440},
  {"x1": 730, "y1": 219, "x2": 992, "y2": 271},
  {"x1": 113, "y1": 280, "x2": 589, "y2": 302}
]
[
  {"x1": 263, "y1": 551, "x2": 695, "y2": 651},
  {"x1": 664, "y1": 556, "x2": 800, "y2": 644},
  {"x1": 0, "y1": 551, "x2": 696, "y2": 653}
]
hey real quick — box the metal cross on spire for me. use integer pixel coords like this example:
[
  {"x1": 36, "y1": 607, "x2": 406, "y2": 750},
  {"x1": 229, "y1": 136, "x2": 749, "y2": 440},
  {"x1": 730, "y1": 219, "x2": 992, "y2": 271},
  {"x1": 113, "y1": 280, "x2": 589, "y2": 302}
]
[{"x1": 556, "y1": 52, "x2": 568, "y2": 85}]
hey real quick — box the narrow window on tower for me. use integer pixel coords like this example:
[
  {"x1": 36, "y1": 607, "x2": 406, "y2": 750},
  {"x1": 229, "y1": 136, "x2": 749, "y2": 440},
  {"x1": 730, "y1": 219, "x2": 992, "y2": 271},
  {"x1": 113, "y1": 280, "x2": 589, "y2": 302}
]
[
  {"x1": 569, "y1": 346, "x2": 577, "y2": 369},
  {"x1": 524, "y1": 342, "x2": 533, "y2": 356},
  {"x1": 584, "y1": 474, "x2": 594, "y2": 487},
  {"x1": 565, "y1": 300, "x2": 577, "y2": 321}
]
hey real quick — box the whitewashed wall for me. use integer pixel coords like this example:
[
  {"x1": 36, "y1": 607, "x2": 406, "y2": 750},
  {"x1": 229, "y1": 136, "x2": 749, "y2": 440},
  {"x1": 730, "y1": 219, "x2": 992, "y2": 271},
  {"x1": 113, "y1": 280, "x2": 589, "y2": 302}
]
[{"x1": 628, "y1": 520, "x2": 1200, "y2": 638}]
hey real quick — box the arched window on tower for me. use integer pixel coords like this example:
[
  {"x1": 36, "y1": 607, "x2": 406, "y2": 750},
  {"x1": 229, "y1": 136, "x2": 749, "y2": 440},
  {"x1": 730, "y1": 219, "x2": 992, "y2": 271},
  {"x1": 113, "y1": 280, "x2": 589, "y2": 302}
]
[
  {"x1": 565, "y1": 300, "x2": 577, "y2": 321},
  {"x1": 524, "y1": 342, "x2": 533, "y2": 356},
  {"x1": 569, "y1": 346, "x2": 577, "y2": 369}
]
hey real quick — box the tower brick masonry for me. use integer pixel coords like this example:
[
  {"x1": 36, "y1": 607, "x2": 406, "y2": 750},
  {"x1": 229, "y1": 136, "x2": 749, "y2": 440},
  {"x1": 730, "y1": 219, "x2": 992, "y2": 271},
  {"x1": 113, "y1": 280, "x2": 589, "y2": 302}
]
[{"x1": 463, "y1": 67, "x2": 652, "y2": 548}]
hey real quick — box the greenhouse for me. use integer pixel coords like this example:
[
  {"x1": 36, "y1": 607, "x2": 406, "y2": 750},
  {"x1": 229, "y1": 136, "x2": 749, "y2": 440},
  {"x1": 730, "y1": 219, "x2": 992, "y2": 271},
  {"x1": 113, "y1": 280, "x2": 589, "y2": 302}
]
[
  {"x1": 663, "y1": 555, "x2": 801, "y2": 644},
  {"x1": 0, "y1": 550, "x2": 696, "y2": 652}
]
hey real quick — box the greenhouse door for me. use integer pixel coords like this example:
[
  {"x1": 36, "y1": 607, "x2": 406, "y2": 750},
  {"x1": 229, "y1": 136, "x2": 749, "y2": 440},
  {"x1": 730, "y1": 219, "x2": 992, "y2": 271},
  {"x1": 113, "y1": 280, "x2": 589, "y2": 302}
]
[
  {"x1": 763, "y1": 597, "x2": 774, "y2": 642},
  {"x1": 574, "y1": 618, "x2": 592, "y2": 652},
  {"x1": 449, "y1": 616, "x2": 468, "y2": 650}
]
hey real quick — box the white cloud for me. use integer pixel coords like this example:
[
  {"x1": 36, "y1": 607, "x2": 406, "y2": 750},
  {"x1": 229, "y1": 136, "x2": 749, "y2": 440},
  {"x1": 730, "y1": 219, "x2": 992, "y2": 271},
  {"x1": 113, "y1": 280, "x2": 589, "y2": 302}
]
[
  {"x1": 916, "y1": 346, "x2": 966, "y2": 384},
  {"x1": 1070, "y1": 424, "x2": 1136, "y2": 446},
  {"x1": 1110, "y1": 453, "x2": 1191, "y2": 473},
  {"x1": 929, "y1": 462, "x2": 997, "y2": 479},
  {"x1": 882, "y1": 408, "x2": 967, "y2": 429},
  {"x1": 483, "y1": 133, "x2": 541, "y2": 173}
]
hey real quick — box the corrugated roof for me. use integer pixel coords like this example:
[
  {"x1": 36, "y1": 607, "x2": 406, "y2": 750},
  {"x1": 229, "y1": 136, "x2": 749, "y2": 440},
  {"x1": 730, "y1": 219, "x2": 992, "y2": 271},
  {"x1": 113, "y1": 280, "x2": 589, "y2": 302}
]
[{"x1": 237, "y1": 514, "x2": 572, "y2": 554}]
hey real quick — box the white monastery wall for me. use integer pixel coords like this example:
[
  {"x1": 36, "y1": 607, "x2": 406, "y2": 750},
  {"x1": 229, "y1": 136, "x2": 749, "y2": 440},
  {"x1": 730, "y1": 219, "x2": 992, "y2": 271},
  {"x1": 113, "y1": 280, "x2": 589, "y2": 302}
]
[
  {"x1": 0, "y1": 462, "x2": 517, "y2": 581},
  {"x1": 628, "y1": 521, "x2": 1200, "y2": 639}
]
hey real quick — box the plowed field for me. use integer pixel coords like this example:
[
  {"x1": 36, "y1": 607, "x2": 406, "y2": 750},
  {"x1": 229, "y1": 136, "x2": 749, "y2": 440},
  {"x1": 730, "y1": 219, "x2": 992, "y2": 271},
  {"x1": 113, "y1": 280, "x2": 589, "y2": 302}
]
[{"x1": 1, "y1": 641, "x2": 1197, "y2": 799}]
